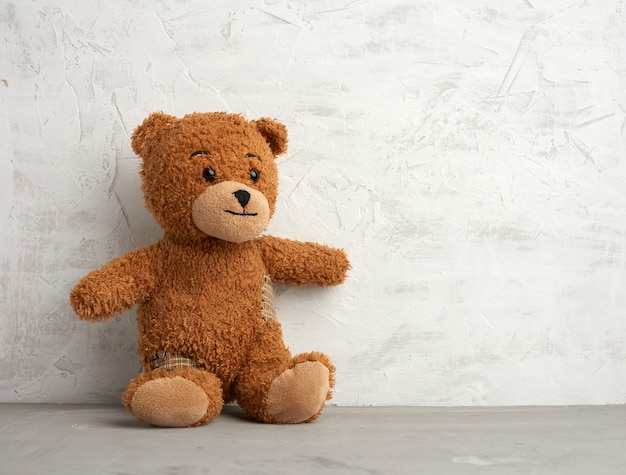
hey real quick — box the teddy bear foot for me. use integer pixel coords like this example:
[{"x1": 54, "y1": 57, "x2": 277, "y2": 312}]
[
  {"x1": 122, "y1": 368, "x2": 224, "y2": 427},
  {"x1": 265, "y1": 354, "x2": 335, "y2": 424}
]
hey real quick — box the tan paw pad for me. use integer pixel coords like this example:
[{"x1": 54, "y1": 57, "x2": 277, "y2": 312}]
[
  {"x1": 266, "y1": 361, "x2": 331, "y2": 424},
  {"x1": 129, "y1": 376, "x2": 210, "y2": 427}
]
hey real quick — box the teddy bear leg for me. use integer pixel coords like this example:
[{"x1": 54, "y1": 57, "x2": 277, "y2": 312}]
[
  {"x1": 122, "y1": 368, "x2": 224, "y2": 427},
  {"x1": 236, "y1": 349, "x2": 336, "y2": 424}
]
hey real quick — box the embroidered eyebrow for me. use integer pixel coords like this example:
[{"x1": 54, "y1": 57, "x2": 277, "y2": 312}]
[
  {"x1": 190, "y1": 150, "x2": 210, "y2": 159},
  {"x1": 246, "y1": 153, "x2": 261, "y2": 161}
]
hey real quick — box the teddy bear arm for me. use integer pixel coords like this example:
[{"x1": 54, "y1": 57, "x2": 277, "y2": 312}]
[
  {"x1": 70, "y1": 246, "x2": 160, "y2": 322},
  {"x1": 258, "y1": 236, "x2": 350, "y2": 287}
]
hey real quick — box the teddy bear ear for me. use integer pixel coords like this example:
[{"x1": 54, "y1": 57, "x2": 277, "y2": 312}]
[
  {"x1": 253, "y1": 117, "x2": 288, "y2": 157},
  {"x1": 131, "y1": 111, "x2": 176, "y2": 158}
]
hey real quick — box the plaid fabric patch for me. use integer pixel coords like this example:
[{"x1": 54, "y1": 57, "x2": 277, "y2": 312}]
[
  {"x1": 149, "y1": 351, "x2": 196, "y2": 371},
  {"x1": 261, "y1": 275, "x2": 277, "y2": 323}
]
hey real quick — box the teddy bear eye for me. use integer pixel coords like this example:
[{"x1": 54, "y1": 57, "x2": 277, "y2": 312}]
[
  {"x1": 250, "y1": 169, "x2": 260, "y2": 182},
  {"x1": 203, "y1": 167, "x2": 216, "y2": 182}
]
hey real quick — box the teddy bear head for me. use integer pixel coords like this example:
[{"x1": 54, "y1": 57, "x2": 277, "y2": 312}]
[{"x1": 131, "y1": 112, "x2": 288, "y2": 243}]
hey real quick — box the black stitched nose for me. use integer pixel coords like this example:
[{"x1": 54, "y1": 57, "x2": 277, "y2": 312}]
[{"x1": 233, "y1": 190, "x2": 251, "y2": 208}]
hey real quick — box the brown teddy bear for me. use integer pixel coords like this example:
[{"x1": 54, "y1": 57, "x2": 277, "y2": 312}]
[{"x1": 70, "y1": 111, "x2": 350, "y2": 427}]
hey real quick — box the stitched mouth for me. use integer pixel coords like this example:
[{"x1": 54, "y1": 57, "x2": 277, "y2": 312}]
[{"x1": 224, "y1": 210, "x2": 258, "y2": 216}]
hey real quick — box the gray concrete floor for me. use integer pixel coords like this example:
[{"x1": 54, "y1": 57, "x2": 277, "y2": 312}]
[{"x1": 1, "y1": 403, "x2": 625, "y2": 474}]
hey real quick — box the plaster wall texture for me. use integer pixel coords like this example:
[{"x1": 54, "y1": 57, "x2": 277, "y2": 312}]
[{"x1": 1, "y1": 0, "x2": 625, "y2": 406}]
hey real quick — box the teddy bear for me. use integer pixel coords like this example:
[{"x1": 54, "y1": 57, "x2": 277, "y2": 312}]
[{"x1": 70, "y1": 111, "x2": 350, "y2": 427}]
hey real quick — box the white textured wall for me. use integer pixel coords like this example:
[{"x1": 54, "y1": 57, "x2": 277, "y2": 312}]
[{"x1": 1, "y1": 0, "x2": 625, "y2": 406}]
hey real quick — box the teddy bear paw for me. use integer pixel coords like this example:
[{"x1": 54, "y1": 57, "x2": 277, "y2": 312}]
[
  {"x1": 265, "y1": 361, "x2": 332, "y2": 424},
  {"x1": 123, "y1": 369, "x2": 223, "y2": 427}
]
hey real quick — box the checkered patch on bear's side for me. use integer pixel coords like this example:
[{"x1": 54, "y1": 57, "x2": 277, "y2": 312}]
[
  {"x1": 149, "y1": 351, "x2": 196, "y2": 371},
  {"x1": 260, "y1": 275, "x2": 278, "y2": 323}
]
